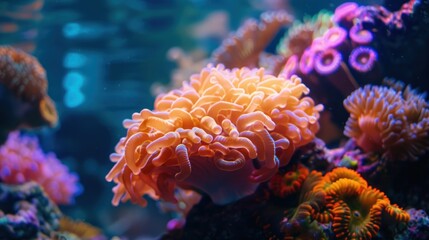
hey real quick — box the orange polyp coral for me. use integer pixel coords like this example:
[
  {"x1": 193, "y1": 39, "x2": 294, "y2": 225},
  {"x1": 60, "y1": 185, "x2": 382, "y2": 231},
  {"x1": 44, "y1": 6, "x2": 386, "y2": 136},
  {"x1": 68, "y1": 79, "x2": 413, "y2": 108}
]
[
  {"x1": 331, "y1": 187, "x2": 388, "y2": 240},
  {"x1": 323, "y1": 169, "x2": 408, "y2": 239},
  {"x1": 269, "y1": 163, "x2": 310, "y2": 198},
  {"x1": 322, "y1": 167, "x2": 367, "y2": 187},
  {"x1": 331, "y1": 200, "x2": 383, "y2": 240},
  {"x1": 385, "y1": 203, "x2": 410, "y2": 222},
  {"x1": 285, "y1": 167, "x2": 410, "y2": 239},
  {"x1": 344, "y1": 83, "x2": 429, "y2": 161},
  {"x1": 313, "y1": 167, "x2": 367, "y2": 194},
  {"x1": 107, "y1": 64, "x2": 322, "y2": 206}
]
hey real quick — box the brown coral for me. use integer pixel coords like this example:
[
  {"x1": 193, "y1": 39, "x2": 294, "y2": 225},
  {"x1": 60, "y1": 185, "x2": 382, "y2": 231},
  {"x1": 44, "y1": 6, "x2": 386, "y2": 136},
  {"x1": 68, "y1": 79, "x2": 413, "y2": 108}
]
[
  {"x1": 0, "y1": 46, "x2": 58, "y2": 130},
  {"x1": 0, "y1": 46, "x2": 47, "y2": 101}
]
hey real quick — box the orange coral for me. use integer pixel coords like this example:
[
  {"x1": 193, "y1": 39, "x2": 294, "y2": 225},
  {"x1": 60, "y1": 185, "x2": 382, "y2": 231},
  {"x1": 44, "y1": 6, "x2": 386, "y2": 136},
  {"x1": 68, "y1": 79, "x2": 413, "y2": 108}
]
[
  {"x1": 281, "y1": 167, "x2": 409, "y2": 239},
  {"x1": 269, "y1": 163, "x2": 309, "y2": 197},
  {"x1": 344, "y1": 83, "x2": 429, "y2": 161},
  {"x1": 0, "y1": 46, "x2": 58, "y2": 130},
  {"x1": 331, "y1": 195, "x2": 383, "y2": 240},
  {"x1": 323, "y1": 167, "x2": 365, "y2": 184},
  {"x1": 321, "y1": 168, "x2": 408, "y2": 239},
  {"x1": 106, "y1": 64, "x2": 322, "y2": 206}
]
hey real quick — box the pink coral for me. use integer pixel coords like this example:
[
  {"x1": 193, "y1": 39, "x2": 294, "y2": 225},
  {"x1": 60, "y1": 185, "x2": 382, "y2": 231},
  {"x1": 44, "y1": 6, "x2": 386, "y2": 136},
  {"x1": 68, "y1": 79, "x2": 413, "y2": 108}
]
[
  {"x1": 106, "y1": 64, "x2": 322, "y2": 206},
  {"x1": 0, "y1": 132, "x2": 81, "y2": 204}
]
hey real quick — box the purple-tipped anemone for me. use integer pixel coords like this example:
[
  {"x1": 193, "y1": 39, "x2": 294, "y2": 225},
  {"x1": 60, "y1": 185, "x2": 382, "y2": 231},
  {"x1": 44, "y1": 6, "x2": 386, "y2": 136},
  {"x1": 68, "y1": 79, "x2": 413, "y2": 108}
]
[
  {"x1": 323, "y1": 26, "x2": 348, "y2": 49},
  {"x1": 299, "y1": 49, "x2": 315, "y2": 75},
  {"x1": 333, "y1": 2, "x2": 359, "y2": 25},
  {"x1": 348, "y1": 47, "x2": 378, "y2": 72},
  {"x1": 314, "y1": 48, "x2": 342, "y2": 75},
  {"x1": 349, "y1": 24, "x2": 373, "y2": 45}
]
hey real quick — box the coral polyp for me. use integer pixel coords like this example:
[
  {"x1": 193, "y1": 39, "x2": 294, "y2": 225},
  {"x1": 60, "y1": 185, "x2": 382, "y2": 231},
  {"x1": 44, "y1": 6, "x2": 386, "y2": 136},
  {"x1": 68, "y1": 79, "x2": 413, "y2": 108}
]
[
  {"x1": 344, "y1": 83, "x2": 429, "y2": 161},
  {"x1": 282, "y1": 167, "x2": 409, "y2": 239},
  {"x1": 106, "y1": 64, "x2": 322, "y2": 206}
]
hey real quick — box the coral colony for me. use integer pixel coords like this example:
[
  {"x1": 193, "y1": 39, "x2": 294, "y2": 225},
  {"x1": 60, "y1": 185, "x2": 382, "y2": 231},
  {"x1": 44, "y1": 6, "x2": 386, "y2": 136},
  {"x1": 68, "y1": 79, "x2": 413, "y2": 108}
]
[
  {"x1": 0, "y1": 0, "x2": 429, "y2": 239},
  {"x1": 106, "y1": 0, "x2": 429, "y2": 239},
  {"x1": 106, "y1": 65, "x2": 323, "y2": 206}
]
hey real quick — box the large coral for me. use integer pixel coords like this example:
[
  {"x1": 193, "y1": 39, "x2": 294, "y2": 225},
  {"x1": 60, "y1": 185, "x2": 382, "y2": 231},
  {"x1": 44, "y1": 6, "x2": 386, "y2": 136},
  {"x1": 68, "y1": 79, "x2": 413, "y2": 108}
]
[
  {"x1": 343, "y1": 82, "x2": 429, "y2": 161},
  {"x1": 106, "y1": 64, "x2": 322, "y2": 206},
  {"x1": 0, "y1": 132, "x2": 81, "y2": 205}
]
